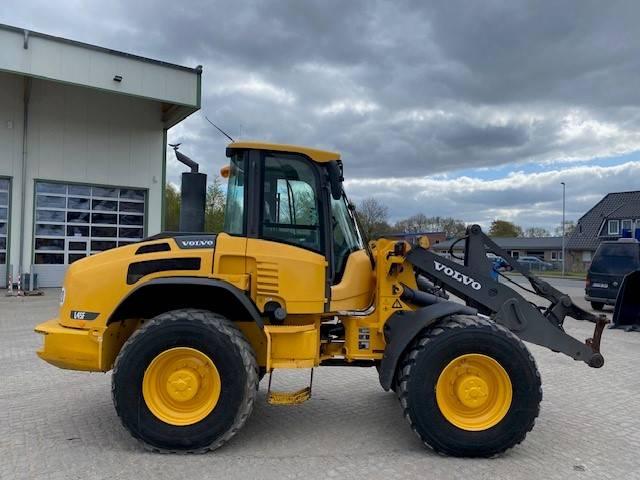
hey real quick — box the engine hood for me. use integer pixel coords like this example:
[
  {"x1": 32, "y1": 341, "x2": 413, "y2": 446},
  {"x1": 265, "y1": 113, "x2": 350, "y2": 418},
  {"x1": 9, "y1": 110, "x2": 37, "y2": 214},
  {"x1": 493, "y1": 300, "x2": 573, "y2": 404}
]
[{"x1": 57, "y1": 233, "x2": 217, "y2": 329}]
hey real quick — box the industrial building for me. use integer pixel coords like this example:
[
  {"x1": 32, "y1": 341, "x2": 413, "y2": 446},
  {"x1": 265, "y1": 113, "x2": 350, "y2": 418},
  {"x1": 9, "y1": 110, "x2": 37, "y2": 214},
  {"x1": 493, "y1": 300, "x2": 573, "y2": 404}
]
[{"x1": 0, "y1": 24, "x2": 202, "y2": 287}]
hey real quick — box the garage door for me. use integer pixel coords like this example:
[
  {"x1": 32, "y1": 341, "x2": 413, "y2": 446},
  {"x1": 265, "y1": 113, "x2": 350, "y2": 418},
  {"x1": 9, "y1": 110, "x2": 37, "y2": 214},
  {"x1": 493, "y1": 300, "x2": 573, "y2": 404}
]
[
  {"x1": 0, "y1": 178, "x2": 8, "y2": 288},
  {"x1": 33, "y1": 182, "x2": 146, "y2": 287}
]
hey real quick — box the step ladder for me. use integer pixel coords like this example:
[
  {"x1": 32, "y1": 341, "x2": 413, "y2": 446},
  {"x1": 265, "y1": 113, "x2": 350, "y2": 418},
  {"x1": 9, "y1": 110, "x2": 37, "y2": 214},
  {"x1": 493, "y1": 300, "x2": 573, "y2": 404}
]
[
  {"x1": 263, "y1": 324, "x2": 317, "y2": 405},
  {"x1": 266, "y1": 368, "x2": 313, "y2": 405}
]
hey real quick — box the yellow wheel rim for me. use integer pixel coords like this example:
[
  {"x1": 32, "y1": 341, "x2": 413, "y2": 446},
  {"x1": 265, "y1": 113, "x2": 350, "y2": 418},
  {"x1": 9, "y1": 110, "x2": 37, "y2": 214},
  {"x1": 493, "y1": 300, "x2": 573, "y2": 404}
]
[
  {"x1": 435, "y1": 353, "x2": 512, "y2": 431},
  {"x1": 142, "y1": 347, "x2": 221, "y2": 426}
]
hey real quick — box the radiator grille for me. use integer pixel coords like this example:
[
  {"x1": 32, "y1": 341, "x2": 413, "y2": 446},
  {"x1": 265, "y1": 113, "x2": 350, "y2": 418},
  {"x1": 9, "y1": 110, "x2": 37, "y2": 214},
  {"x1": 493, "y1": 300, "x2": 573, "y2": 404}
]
[{"x1": 256, "y1": 262, "x2": 279, "y2": 295}]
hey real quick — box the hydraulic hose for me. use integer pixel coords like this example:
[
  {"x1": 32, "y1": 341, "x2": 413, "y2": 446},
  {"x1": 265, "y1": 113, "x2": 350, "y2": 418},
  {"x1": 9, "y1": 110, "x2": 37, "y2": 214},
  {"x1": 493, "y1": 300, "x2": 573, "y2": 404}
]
[
  {"x1": 416, "y1": 275, "x2": 450, "y2": 299},
  {"x1": 401, "y1": 284, "x2": 477, "y2": 314},
  {"x1": 401, "y1": 284, "x2": 447, "y2": 307}
]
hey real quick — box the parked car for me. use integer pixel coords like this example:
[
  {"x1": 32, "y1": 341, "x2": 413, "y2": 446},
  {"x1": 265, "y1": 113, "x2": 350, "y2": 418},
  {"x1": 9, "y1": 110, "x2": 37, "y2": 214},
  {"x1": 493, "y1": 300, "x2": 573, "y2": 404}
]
[
  {"x1": 517, "y1": 256, "x2": 553, "y2": 271},
  {"x1": 586, "y1": 239, "x2": 640, "y2": 311}
]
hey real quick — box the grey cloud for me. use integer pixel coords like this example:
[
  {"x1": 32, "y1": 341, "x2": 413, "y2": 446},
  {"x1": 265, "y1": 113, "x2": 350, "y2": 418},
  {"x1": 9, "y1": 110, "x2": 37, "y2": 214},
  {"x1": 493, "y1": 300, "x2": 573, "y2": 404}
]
[
  {"x1": 433, "y1": 121, "x2": 530, "y2": 150},
  {"x1": 346, "y1": 161, "x2": 640, "y2": 230},
  {"x1": 4, "y1": 0, "x2": 640, "y2": 227}
]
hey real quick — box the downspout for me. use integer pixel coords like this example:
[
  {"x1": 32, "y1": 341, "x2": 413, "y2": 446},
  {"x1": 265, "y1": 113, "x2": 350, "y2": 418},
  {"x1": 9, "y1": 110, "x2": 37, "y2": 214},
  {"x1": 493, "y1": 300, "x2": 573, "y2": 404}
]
[{"x1": 18, "y1": 77, "x2": 32, "y2": 280}]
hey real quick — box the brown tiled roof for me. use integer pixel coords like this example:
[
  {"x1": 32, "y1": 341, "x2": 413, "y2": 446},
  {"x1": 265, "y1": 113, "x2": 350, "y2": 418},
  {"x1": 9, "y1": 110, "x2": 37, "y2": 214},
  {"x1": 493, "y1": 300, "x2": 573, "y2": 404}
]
[{"x1": 567, "y1": 191, "x2": 640, "y2": 250}]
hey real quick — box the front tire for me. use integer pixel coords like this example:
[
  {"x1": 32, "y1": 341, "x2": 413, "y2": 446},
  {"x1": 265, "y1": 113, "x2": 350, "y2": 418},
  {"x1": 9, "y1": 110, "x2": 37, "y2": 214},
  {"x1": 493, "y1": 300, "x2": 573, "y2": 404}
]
[
  {"x1": 396, "y1": 315, "x2": 541, "y2": 457},
  {"x1": 112, "y1": 309, "x2": 258, "y2": 453}
]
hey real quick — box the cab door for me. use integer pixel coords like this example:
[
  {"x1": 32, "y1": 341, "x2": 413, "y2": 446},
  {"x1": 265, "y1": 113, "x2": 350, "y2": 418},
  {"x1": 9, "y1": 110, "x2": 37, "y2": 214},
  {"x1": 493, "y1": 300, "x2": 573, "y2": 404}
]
[
  {"x1": 328, "y1": 195, "x2": 374, "y2": 312},
  {"x1": 245, "y1": 152, "x2": 327, "y2": 314}
]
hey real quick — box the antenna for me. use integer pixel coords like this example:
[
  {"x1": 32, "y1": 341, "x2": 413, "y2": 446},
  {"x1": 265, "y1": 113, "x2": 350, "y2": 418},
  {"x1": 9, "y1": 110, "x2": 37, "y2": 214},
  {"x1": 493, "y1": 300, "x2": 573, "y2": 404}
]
[{"x1": 205, "y1": 116, "x2": 235, "y2": 142}]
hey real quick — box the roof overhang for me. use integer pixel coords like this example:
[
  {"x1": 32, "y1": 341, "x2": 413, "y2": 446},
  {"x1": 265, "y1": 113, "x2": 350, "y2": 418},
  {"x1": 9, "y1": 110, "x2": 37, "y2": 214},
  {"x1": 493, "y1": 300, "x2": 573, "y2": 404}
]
[{"x1": 0, "y1": 23, "x2": 201, "y2": 128}]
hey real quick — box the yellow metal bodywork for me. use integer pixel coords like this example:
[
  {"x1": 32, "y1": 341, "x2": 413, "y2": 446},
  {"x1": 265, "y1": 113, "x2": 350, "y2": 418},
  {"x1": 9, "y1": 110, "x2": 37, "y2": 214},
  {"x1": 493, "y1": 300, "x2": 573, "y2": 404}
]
[
  {"x1": 435, "y1": 354, "x2": 513, "y2": 431},
  {"x1": 264, "y1": 323, "x2": 319, "y2": 370},
  {"x1": 57, "y1": 237, "x2": 214, "y2": 330},
  {"x1": 33, "y1": 142, "x2": 420, "y2": 382},
  {"x1": 36, "y1": 234, "x2": 226, "y2": 371},
  {"x1": 35, "y1": 234, "x2": 417, "y2": 375},
  {"x1": 36, "y1": 317, "x2": 139, "y2": 371},
  {"x1": 213, "y1": 233, "x2": 247, "y2": 283},
  {"x1": 35, "y1": 318, "x2": 102, "y2": 371},
  {"x1": 338, "y1": 239, "x2": 418, "y2": 361},
  {"x1": 267, "y1": 387, "x2": 312, "y2": 405},
  {"x1": 228, "y1": 141, "x2": 340, "y2": 163},
  {"x1": 330, "y1": 249, "x2": 375, "y2": 312},
  {"x1": 142, "y1": 347, "x2": 221, "y2": 426},
  {"x1": 245, "y1": 238, "x2": 327, "y2": 314}
]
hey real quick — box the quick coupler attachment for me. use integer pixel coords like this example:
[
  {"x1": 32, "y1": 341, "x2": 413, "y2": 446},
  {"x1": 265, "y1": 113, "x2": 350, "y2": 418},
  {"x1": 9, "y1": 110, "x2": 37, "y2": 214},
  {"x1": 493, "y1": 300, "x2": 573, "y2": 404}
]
[{"x1": 585, "y1": 315, "x2": 608, "y2": 368}]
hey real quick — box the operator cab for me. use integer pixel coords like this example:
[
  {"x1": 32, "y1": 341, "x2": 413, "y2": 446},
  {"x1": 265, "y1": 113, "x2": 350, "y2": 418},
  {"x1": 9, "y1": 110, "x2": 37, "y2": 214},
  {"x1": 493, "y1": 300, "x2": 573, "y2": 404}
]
[{"x1": 221, "y1": 142, "x2": 373, "y2": 313}]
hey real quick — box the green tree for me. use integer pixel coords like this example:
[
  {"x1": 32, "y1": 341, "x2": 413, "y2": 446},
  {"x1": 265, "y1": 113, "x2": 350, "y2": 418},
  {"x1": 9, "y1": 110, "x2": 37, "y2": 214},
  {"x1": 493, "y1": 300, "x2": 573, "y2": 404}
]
[
  {"x1": 165, "y1": 176, "x2": 227, "y2": 233},
  {"x1": 489, "y1": 219, "x2": 523, "y2": 237},
  {"x1": 204, "y1": 175, "x2": 226, "y2": 233},
  {"x1": 523, "y1": 227, "x2": 550, "y2": 238},
  {"x1": 164, "y1": 183, "x2": 181, "y2": 231},
  {"x1": 356, "y1": 197, "x2": 392, "y2": 241},
  {"x1": 437, "y1": 217, "x2": 468, "y2": 238},
  {"x1": 554, "y1": 220, "x2": 576, "y2": 237},
  {"x1": 394, "y1": 214, "x2": 467, "y2": 238}
]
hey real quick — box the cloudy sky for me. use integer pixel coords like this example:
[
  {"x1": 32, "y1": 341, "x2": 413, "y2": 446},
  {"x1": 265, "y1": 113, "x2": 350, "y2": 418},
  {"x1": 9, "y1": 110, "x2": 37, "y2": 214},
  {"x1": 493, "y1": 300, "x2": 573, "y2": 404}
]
[{"x1": 4, "y1": 0, "x2": 640, "y2": 231}]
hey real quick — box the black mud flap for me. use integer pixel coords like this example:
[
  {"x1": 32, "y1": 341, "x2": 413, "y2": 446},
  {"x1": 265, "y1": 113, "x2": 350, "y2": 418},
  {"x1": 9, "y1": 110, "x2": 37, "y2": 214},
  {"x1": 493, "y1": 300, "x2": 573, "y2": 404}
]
[
  {"x1": 378, "y1": 302, "x2": 476, "y2": 391},
  {"x1": 613, "y1": 270, "x2": 640, "y2": 331}
]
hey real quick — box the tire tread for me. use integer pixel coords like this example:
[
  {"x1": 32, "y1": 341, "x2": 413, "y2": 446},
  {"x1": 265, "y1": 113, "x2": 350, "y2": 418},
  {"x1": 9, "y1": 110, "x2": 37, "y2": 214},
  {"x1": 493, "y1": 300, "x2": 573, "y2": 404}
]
[
  {"x1": 395, "y1": 315, "x2": 542, "y2": 457},
  {"x1": 112, "y1": 308, "x2": 258, "y2": 454}
]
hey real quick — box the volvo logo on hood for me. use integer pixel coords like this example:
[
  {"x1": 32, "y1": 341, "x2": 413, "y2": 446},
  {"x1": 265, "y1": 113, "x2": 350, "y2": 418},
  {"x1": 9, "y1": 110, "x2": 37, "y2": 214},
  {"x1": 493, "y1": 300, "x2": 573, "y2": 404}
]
[
  {"x1": 175, "y1": 235, "x2": 217, "y2": 249},
  {"x1": 433, "y1": 260, "x2": 482, "y2": 291}
]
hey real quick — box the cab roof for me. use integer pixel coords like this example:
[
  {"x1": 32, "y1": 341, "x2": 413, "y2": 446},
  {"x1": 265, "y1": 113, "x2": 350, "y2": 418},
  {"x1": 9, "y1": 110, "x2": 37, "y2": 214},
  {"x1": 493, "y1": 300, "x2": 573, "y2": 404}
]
[{"x1": 227, "y1": 141, "x2": 340, "y2": 163}]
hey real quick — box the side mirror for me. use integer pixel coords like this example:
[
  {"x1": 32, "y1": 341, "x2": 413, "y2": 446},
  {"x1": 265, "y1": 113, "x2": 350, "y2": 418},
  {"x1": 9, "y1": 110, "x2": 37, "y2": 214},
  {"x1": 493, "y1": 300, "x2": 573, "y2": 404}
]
[{"x1": 327, "y1": 160, "x2": 343, "y2": 200}]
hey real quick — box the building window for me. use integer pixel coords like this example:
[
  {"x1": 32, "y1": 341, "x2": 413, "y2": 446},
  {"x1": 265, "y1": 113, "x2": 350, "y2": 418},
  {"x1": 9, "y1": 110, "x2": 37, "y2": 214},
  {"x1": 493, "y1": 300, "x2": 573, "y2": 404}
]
[
  {"x1": 0, "y1": 178, "x2": 9, "y2": 266},
  {"x1": 550, "y1": 251, "x2": 563, "y2": 261},
  {"x1": 608, "y1": 220, "x2": 620, "y2": 236},
  {"x1": 34, "y1": 182, "x2": 146, "y2": 265},
  {"x1": 582, "y1": 251, "x2": 592, "y2": 262},
  {"x1": 622, "y1": 219, "x2": 633, "y2": 234}
]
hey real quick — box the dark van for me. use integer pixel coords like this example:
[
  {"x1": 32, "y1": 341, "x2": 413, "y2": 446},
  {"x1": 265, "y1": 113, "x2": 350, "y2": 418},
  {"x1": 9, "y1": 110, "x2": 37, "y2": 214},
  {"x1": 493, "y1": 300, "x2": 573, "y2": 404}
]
[{"x1": 586, "y1": 239, "x2": 640, "y2": 310}]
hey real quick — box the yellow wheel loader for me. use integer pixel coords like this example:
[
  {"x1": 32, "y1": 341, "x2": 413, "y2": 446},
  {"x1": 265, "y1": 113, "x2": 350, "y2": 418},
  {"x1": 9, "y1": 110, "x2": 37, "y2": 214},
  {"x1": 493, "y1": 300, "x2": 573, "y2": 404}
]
[{"x1": 35, "y1": 141, "x2": 607, "y2": 457}]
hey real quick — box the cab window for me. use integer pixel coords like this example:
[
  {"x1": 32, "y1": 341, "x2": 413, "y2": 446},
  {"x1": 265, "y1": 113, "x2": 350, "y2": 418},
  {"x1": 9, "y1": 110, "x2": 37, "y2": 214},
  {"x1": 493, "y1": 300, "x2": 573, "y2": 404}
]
[
  {"x1": 223, "y1": 153, "x2": 246, "y2": 235},
  {"x1": 261, "y1": 155, "x2": 321, "y2": 252},
  {"x1": 331, "y1": 195, "x2": 364, "y2": 282}
]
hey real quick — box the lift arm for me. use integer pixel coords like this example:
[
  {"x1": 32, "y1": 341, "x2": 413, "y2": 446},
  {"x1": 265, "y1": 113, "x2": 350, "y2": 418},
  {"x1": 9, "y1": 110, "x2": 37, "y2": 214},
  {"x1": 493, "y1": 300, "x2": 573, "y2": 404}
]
[{"x1": 405, "y1": 225, "x2": 607, "y2": 368}]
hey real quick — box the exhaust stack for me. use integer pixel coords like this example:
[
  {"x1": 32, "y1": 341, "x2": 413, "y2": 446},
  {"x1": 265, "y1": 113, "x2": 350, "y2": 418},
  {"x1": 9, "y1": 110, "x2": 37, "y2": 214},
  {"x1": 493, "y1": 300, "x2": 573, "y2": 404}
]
[{"x1": 170, "y1": 143, "x2": 207, "y2": 232}]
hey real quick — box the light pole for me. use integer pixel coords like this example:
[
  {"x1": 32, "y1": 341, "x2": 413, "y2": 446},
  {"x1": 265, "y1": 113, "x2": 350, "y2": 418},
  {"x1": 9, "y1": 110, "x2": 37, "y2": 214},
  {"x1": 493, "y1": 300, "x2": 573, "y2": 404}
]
[{"x1": 561, "y1": 182, "x2": 566, "y2": 276}]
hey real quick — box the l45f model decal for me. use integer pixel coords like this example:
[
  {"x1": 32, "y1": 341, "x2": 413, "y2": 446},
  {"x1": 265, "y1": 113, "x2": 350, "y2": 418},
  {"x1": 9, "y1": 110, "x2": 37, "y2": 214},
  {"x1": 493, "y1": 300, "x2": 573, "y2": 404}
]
[
  {"x1": 70, "y1": 310, "x2": 100, "y2": 320},
  {"x1": 433, "y1": 260, "x2": 482, "y2": 290}
]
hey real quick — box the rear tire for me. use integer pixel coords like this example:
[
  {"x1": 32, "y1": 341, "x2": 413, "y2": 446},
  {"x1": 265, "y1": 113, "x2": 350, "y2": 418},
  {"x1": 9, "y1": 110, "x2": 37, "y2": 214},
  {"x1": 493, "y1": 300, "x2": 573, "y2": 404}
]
[
  {"x1": 396, "y1": 315, "x2": 541, "y2": 457},
  {"x1": 112, "y1": 308, "x2": 258, "y2": 453},
  {"x1": 591, "y1": 301, "x2": 605, "y2": 311}
]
